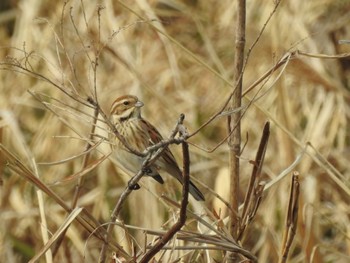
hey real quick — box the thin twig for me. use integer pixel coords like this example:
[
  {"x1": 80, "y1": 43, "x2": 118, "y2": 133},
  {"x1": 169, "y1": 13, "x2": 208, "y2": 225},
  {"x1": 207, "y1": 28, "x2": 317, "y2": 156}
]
[
  {"x1": 279, "y1": 172, "x2": 300, "y2": 263},
  {"x1": 139, "y1": 129, "x2": 190, "y2": 262},
  {"x1": 0, "y1": 51, "x2": 91, "y2": 107},
  {"x1": 71, "y1": 101, "x2": 100, "y2": 207},
  {"x1": 238, "y1": 122, "x2": 270, "y2": 240},
  {"x1": 0, "y1": 143, "x2": 130, "y2": 259}
]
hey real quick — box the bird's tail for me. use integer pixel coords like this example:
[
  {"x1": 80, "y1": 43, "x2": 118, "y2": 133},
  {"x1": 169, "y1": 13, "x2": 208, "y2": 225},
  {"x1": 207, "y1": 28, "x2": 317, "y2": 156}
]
[
  {"x1": 189, "y1": 180, "x2": 205, "y2": 201},
  {"x1": 165, "y1": 164, "x2": 205, "y2": 201}
]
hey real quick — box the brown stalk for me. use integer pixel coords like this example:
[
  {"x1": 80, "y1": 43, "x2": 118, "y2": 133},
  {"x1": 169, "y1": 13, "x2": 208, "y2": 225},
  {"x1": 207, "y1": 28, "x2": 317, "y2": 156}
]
[
  {"x1": 111, "y1": 221, "x2": 254, "y2": 259},
  {"x1": 98, "y1": 166, "x2": 147, "y2": 263},
  {"x1": 29, "y1": 207, "x2": 84, "y2": 262},
  {"x1": 51, "y1": 101, "x2": 100, "y2": 255},
  {"x1": 279, "y1": 172, "x2": 300, "y2": 263},
  {"x1": 29, "y1": 5, "x2": 104, "y2": 254},
  {"x1": 139, "y1": 132, "x2": 190, "y2": 263},
  {"x1": 71, "y1": 104, "x2": 99, "y2": 207},
  {"x1": 0, "y1": 120, "x2": 3, "y2": 196},
  {"x1": 238, "y1": 121, "x2": 270, "y2": 240},
  {"x1": 190, "y1": 45, "x2": 349, "y2": 146},
  {"x1": 228, "y1": 0, "x2": 246, "y2": 247},
  {"x1": 0, "y1": 143, "x2": 130, "y2": 260}
]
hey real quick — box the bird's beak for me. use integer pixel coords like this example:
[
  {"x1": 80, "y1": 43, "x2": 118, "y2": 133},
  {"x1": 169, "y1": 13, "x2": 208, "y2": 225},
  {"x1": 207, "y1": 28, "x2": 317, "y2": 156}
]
[{"x1": 135, "y1": 100, "x2": 144, "y2": 108}]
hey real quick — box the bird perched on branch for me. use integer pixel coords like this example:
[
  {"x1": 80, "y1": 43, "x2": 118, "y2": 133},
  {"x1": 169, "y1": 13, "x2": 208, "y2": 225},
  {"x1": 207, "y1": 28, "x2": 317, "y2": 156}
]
[{"x1": 109, "y1": 95, "x2": 205, "y2": 201}]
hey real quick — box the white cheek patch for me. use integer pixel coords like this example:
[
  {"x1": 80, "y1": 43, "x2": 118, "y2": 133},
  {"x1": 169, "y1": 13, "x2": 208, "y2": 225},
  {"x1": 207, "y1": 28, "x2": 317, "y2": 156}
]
[
  {"x1": 121, "y1": 108, "x2": 132, "y2": 118},
  {"x1": 111, "y1": 115, "x2": 119, "y2": 124}
]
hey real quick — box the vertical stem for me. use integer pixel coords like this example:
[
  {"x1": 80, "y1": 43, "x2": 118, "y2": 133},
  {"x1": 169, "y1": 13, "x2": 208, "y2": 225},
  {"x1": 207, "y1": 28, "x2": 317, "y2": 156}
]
[
  {"x1": 52, "y1": 102, "x2": 99, "y2": 256},
  {"x1": 279, "y1": 172, "x2": 300, "y2": 263},
  {"x1": 228, "y1": 0, "x2": 246, "y2": 241},
  {"x1": 0, "y1": 119, "x2": 3, "y2": 207},
  {"x1": 139, "y1": 139, "x2": 190, "y2": 263}
]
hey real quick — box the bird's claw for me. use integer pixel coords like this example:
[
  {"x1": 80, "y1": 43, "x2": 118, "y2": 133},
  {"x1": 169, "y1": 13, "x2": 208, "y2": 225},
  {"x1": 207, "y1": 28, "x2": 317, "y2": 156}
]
[{"x1": 128, "y1": 182, "x2": 140, "y2": 190}]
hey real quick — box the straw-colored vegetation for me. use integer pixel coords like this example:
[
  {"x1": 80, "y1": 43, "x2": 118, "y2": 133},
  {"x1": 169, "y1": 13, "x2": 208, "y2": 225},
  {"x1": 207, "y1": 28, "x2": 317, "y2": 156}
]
[{"x1": 1, "y1": 0, "x2": 350, "y2": 262}]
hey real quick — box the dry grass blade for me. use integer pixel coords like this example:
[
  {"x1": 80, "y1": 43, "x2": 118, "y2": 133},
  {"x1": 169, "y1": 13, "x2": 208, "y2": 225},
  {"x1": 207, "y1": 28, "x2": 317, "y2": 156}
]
[
  {"x1": 0, "y1": 143, "x2": 130, "y2": 259},
  {"x1": 98, "y1": 167, "x2": 146, "y2": 262},
  {"x1": 239, "y1": 122, "x2": 269, "y2": 239},
  {"x1": 306, "y1": 143, "x2": 350, "y2": 197},
  {"x1": 139, "y1": 138, "x2": 191, "y2": 263},
  {"x1": 117, "y1": 222, "x2": 257, "y2": 262},
  {"x1": 38, "y1": 139, "x2": 105, "y2": 166},
  {"x1": 51, "y1": 153, "x2": 109, "y2": 185},
  {"x1": 297, "y1": 50, "x2": 350, "y2": 59},
  {"x1": 1, "y1": 0, "x2": 350, "y2": 262},
  {"x1": 279, "y1": 172, "x2": 300, "y2": 263},
  {"x1": 0, "y1": 121, "x2": 3, "y2": 196},
  {"x1": 0, "y1": 55, "x2": 90, "y2": 107},
  {"x1": 29, "y1": 207, "x2": 84, "y2": 263},
  {"x1": 263, "y1": 149, "x2": 305, "y2": 191},
  {"x1": 161, "y1": 196, "x2": 236, "y2": 244},
  {"x1": 0, "y1": 144, "x2": 63, "y2": 205}
]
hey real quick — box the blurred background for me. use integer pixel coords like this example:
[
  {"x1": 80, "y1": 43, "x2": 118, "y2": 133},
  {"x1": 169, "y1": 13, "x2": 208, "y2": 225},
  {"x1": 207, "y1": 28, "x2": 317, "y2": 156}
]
[{"x1": 0, "y1": 0, "x2": 350, "y2": 262}]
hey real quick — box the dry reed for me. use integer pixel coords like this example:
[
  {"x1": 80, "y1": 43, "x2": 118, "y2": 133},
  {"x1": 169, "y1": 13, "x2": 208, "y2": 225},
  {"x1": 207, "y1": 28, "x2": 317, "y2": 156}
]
[{"x1": 1, "y1": 0, "x2": 350, "y2": 262}]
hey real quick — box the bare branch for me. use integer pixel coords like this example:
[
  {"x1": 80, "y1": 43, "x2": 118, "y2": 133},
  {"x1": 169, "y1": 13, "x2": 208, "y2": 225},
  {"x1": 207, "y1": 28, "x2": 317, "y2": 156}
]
[
  {"x1": 279, "y1": 172, "x2": 300, "y2": 263},
  {"x1": 139, "y1": 127, "x2": 190, "y2": 262},
  {"x1": 238, "y1": 122, "x2": 270, "y2": 240}
]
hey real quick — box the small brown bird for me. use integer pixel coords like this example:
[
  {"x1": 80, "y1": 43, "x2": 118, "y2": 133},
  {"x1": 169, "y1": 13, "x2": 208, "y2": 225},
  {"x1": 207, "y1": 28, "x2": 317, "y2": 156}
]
[{"x1": 109, "y1": 95, "x2": 205, "y2": 201}]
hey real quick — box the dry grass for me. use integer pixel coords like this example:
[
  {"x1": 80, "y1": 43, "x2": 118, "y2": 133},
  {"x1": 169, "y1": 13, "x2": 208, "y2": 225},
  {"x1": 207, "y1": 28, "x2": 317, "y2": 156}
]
[{"x1": 1, "y1": 0, "x2": 350, "y2": 262}]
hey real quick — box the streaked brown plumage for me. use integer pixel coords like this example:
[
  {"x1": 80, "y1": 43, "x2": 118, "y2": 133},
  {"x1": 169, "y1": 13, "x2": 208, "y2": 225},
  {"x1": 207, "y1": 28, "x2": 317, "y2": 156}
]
[{"x1": 109, "y1": 95, "x2": 205, "y2": 201}]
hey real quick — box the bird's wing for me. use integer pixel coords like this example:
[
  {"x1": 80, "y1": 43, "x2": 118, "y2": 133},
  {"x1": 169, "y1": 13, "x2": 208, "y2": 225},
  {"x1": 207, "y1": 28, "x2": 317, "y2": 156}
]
[
  {"x1": 140, "y1": 118, "x2": 183, "y2": 179},
  {"x1": 140, "y1": 118, "x2": 178, "y2": 161},
  {"x1": 139, "y1": 119, "x2": 163, "y2": 145}
]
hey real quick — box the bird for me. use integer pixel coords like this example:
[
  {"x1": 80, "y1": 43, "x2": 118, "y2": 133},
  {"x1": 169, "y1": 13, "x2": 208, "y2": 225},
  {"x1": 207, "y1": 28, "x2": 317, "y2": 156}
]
[{"x1": 109, "y1": 95, "x2": 205, "y2": 201}]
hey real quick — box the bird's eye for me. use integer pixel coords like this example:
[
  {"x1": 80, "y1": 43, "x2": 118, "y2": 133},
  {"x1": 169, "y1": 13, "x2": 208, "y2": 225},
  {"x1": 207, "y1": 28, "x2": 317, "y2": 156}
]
[{"x1": 123, "y1": 101, "x2": 130, "y2": 106}]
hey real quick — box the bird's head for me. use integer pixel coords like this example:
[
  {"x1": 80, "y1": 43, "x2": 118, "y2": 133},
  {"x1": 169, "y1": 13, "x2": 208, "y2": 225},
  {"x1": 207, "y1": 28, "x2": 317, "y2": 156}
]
[{"x1": 110, "y1": 95, "x2": 144, "y2": 123}]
